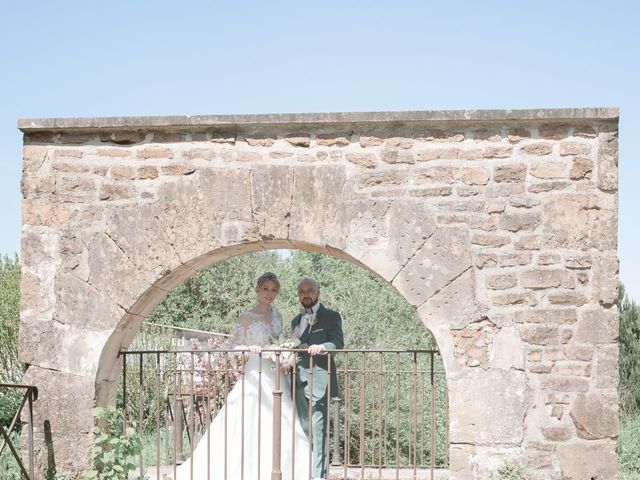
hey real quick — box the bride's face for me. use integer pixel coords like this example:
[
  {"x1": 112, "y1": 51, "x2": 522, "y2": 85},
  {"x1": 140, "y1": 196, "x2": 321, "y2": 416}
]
[{"x1": 256, "y1": 279, "x2": 279, "y2": 306}]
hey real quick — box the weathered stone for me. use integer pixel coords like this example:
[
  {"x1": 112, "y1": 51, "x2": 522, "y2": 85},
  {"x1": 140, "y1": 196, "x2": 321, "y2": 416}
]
[
  {"x1": 493, "y1": 163, "x2": 526, "y2": 183},
  {"x1": 244, "y1": 136, "x2": 275, "y2": 147},
  {"x1": 560, "y1": 141, "x2": 592, "y2": 156},
  {"x1": 565, "y1": 255, "x2": 592, "y2": 269},
  {"x1": 137, "y1": 166, "x2": 159, "y2": 180},
  {"x1": 359, "y1": 136, "x2": 383, "y2": 147},
  {"x1": 594, "y1": 345, "x2": 618, "y2": 389},
  {"x1": 471, "y1": 233, "x2": 510, "y2": 247},
  {"x1": 552, "y1": 361, "x2": 590, "y2": 376},
  {"x1": 346, "y1": 152, "x2": 376, "y2": 168},
  {"x1": 380, "y1": 149, "x2": 415, "y2": 164},
  {"x1": 457, "y1": 148, "x2": 483, "y2": 160},
  {"x1": 538, "y1": 124, "x2": 570, "y2": 140},
  {"x1": 284, "y1": 135, "x2": 310, "y2": 147},
  {"x1": 136, "y1": 146, "x2": 174, "y2": 159},
  {"x1": 541, "y1": 424, "x2": 572, "y2": 441},
  {"x1": 489, "y1": 326, "x2": 526, "y2": 370},
  {"x1": 99, "y1": 184, "x2": 134, "y2": 201},
  {"x1": 486, "y1": 183, "x2": 526, "y2": 197},
  {"x1": 509, "y1": 195, "x2": 540, "y2": 209},
  {"x1": 507, "y1": 127, "x2": 531, "y2": 143},
  {"x1": 385, "y1": 137, "x2": 413, "y2": 149},
  {"x1": 520, "y1": 269, "x2": 574, "y2": 289},
  {"x1": 414, "y1": 167, "x2": 459, "y2": 184},
  {"x1": 96, "y1": 147, "x2": 131, "y2": 157},
  {"x1": 538, "y1": 254, "x2": 561, "y2": 266},
  {"x1": 358, "y1": 171, "x2": 409, "y2": 188},
  {"x1": 575, "y1": 307, "x2": 618, "y2": 343},
  {"x1": 250, "y1": 165, "x2": 294, "y2": 239},
  {"x1": 415, "y1": 147, "x2": 459, "y2": 161},
  {"x1": 499, "y1": 212, "x2": 541, "y2": 232},
  {"x1": 547, "y1": 291, "x2": 588, "y2": 306},
  {"x1": 520, "y1": 142, "x2": 553, "y2": 156},
  {"x1": 100, "y1": 131, "x2": 145, "y2": 145},
  {"x1": 23, "y1": 145, "x2": 49, "y2": 173},
  {"x1": 499, "y1": 252, "x2": 532, "y2": 267},
  {"x1": 21, "y1": 176, "x2": 56, "y2": 198},
  {"x1": 474, "y1": 253, "x2": 498, "y2": 269},
  {"x1": 542, "y1": 194, "x2": 616, "y2": 251},
  {"x1": 270, "y1": 150, "x2": 294, "y2": 158},
  {"x1": 515, "y1": 308, "x2": 576, "y2": 324},
  {"x1": 569, "y1": 156, "x2": 593, "y2": 179},
  {"x1": 486, "y1": 200, "x2": 506, "y2": 213},
  {"x1": 528, "y1": 181, "x2": 570, "y2": 193},
  {"x1": 519, "y1": 325, "x2": 558, "y2": 345},
  {"x1": 53, "y1": 177, "x2": 95, "y2": 203},
  {"x1": 472, "y1": 127, "x2": 502, "y2": 141},
  {"x1": 570, "y1": 393, "x2": 618, "y2": 439},
  {"x1": 393, "y1": 226, "x2": 471, "y2": 306},
  {"x1": 236, "y1": 151, "x2": 262, "y2": 162},
  {"x1": 515, "y1": 235, "x2": 541, "y2": 250},
  {"x1": 449, "y1": 370, "x2": 529, "y2": 444},
  {"x1": 486, "y1": 274, "x2": 517, "y2": 290},
  {"x1": 462, "y1": 167, "x2": 490, "y2": 185},
  {"x1": 183, "y1": 147, "x2": 216, "y2": 160},
  {"x1": 492, "y1": 292, "x2": 538, "y2": 306},
  {"x1": 540, "y1": 375, "x2": 589, "y2": 392},
  {"x1": 597, "y1": 132, "x2": 618, "y2": 191},
  {"x1": 161, "y1": 164, "x2": 196, "y2": 175},
  {"x1": 557, "y1": 442, "x2": 618, "y2": 480},
  {"x1": 410, "y1": 186, "x2": 452, "y2": 197},
  {"x1": 468, "y1": 215, "x2": 497, "y2": 231},
  {"x1": 110, "y1": 165, "x2": 136, "y2": 180},
  {"x1": 591, "y1": 255, "x2": 619, "y2": 306},
  {"x1": 483, "y1": 146, "x2": 513, "y2": 158},
  {"x1": 529, "y1": 160, "x2": 566, "y2": 179}
]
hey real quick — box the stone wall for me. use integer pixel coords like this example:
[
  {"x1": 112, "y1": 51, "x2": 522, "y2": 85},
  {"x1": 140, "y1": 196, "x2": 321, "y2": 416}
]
[{"x1": 18, "y1": 109, "x2": 619, "y2": 479}]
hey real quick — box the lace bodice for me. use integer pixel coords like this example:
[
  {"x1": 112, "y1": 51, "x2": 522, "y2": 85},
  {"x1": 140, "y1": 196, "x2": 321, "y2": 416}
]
[{"x1": 228, "y1": 309, "x2": 283, "y2": 348}]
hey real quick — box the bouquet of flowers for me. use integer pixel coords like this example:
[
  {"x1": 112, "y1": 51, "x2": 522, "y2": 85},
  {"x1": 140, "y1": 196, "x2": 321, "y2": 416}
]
[{"x1": 266, "y1": 335, "x2": 301, "y2": 365}]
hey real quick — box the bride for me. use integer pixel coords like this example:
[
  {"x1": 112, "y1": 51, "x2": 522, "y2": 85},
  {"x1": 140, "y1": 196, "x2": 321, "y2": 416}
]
[{"x1": 175, "y1": 272, "x2": 310, "y2": 480}]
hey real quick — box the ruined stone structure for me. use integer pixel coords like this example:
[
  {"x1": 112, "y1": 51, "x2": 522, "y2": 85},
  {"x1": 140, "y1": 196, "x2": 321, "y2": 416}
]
[{"x1": 18, "y1": 108, "x2": 619, "y2": 479}]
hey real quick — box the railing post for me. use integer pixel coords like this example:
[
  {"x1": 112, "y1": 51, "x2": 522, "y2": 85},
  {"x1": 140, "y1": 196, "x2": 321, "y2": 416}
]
[
  {"x1": 331, "y1": 397, "x2": 341, "y2": 466},
  {"x1": 271, "y1": 352, "x2": 282, "y2": 480},
  {"x1": 27, "y1": 387, "x2": 34, "y2": 480},
  {"x1": 175, "y1": 375, "x2": 184, "y2": 465}
]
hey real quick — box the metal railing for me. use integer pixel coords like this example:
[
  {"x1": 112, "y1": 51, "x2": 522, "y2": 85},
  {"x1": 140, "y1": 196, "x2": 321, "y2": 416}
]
[
  {"x1": 119, "y1": 349, "x2": 448, "y2": 480},
  {"x1": 0, "y1": 383, "x2": 38, "y2": 480}
]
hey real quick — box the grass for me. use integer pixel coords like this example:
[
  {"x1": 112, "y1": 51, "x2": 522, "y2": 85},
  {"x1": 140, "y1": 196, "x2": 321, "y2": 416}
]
[{"x1": 621, "y1": 415, "x2": 640, "y2": 480}]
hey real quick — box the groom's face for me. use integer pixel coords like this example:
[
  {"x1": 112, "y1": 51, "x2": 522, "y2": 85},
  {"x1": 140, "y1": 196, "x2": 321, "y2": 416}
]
[{"x1": 298, "y1": 281, "x2": 319, "y2": 309}]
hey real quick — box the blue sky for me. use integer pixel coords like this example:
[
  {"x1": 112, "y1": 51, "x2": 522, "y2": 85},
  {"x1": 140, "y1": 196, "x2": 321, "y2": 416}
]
[{"x1": 1, "y1": 1, "x2": 639, "y2": 300}]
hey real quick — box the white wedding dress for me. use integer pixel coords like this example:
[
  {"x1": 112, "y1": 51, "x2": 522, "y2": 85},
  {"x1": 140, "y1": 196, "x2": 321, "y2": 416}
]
[{"x1": 175, "y1": 309, "x2": 311, "y2": 480}]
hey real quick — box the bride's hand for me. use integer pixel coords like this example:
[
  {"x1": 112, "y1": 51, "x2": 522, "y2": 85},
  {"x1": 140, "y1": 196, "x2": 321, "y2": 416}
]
[{"x1": 248, "y1": 345, "x2": 262, "y2": 354}]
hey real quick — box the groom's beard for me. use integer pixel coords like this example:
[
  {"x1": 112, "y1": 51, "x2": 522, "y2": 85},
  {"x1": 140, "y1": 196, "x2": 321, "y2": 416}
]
[{"x1": 300, "y1": 297, "x2": 318, "y2": 309}]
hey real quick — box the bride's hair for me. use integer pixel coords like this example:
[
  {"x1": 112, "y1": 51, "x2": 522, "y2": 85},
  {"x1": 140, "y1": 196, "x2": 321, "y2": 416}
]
[{"x1": 255, "y1": 271, "x2": 280, "y2": 292}]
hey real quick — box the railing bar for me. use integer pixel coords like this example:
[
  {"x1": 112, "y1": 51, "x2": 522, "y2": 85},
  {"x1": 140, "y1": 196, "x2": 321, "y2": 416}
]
[
  {"x1": 139, "y1": 353, "x2": 144, "y2": 480},
  {"x1": 258, "y1": 353, "x2": 262, "y2": 480},
  {"x1": 122, "y1": 353, "x2": 128, "y2": 432},
  {"x1": 412, "y1": 351, "x2": 418, "y2": 480},
  {"x1": 0, "y1": 390, "x2": 29, "y2": 456},
  {"x1": 291, "y1": 356, "x2": 296, "y2": 480},
  {"x1": 395, "y1": 352, "x2": 400, "y2": 480},
  {"x1": 28, "y1": 388, "x2": 34, "y2": 480},
  {"x1": 326, "y1": 351, "x2": 333, "y2": 479},
  {"x1": 0, "y1": 422, "x2": 31, "y2": 479},
  {"x1": 430, "y1": 352, "x2": 435, "y2": 480},
  {"x1": 172, "y1": 353, "x2": 179, "y2": 480},
  {"x1": 156, "y1": 352, "x2": 161, "y2": 480},
  {"x1": 241, "y1": 351, "x2": 245, "y2": 480},
  {"x1": 224, "y1": 351, "x2": 230, "y2": 480},
  {"x1": 359, "y1": 352, "x2": 365, "y2": 480},
  {"x1": 272, "y1": 352, "x2": 282, "y2": 480},
  {"x1": 308, "y1": 354, "x2": 314, "y2": 480},
  {"x1": 206, "y1": 352, "x2": 212, "y2": 480},
  {"x1": 343, "y1": 351, "x2": 350, "y2": 480},
  {"x1": 378, "y1": 352, "x2": 383, "y2": 477}
]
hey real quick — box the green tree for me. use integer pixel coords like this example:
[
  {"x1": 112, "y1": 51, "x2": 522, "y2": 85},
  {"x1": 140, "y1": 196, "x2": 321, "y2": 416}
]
[{"x1": 619, "y1": 283, "x2": 640, "y2": 417}]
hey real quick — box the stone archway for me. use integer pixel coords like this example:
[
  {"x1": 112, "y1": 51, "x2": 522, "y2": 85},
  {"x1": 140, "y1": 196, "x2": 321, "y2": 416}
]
[{"x1": 19, "y1": 109, "x2": 619, "y2": 479}]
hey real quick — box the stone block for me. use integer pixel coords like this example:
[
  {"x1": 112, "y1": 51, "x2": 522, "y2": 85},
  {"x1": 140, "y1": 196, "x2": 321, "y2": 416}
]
[
  {"x1": 483, "y1": 146, "x2": 513, "y2": 158},
  {"x1": 530, "y1": 160, "x2": 567, "y2": 179},
  {"x1": 449, "y1": 370, "x2": 530, "y2": 444},
  {"x1": 520, "y1": 269, "x2": 574, "y2": 289},
  {"x1": 471, "y1": 233, "x2": 511, "y2": 247},
  {"x1": 499, "y1": 252, "x2": 533, "y2": 267},
  {"x1": 414, "y1": 166, "x2": 459, "y2": 184},
  {"x1": 415, "y1": 147, "x2": 459, "y2": 161},
  {"x1": 507, "y1": 127, "x2": 532, "y2": 143},
  {"x1": 557, "y1": 441, "x2": 618, "y2": 480},
  {"x1": 570, "y1": 156, "x2": 593, "y2": 179},
  {"x1": 99, "y1": 184, "x2": 134, "y2": 201},
  {"x1": 250, "y1": 165, "x2": 294, "y2": 239},
  {"x1": 538, "y1": 124, "x2": 570, "y2": 139},
  {"x1": 492, "y1": 292, "x2": 538, "y2": 306},
  {"x1": 499, "y1": 212, "x2": 541, "y2": 232},
  {"x1": 560, "y1": 141, "x2": 592, "y2": 156},
  {"x1": 136, "y1": 146, "x2": 174, "y2": 159},
  {"x1": 594, "y1": 345, "x2": 618, "y2": 389},
  {"x1": 493, "y1": 163, "x2": 526, "y2": 182},
  {"x1": 591, "y1": 255, "x2": 619, "y2": 306},
  {"x1": 22, "y1": 199, "x2": 69, "y2": 229},
  {"x1": 393, "y1": 226, "x2": 471, "y2": 306},
  {"x1": 547, "y1": 291, "x2": 588, "y2": 306},
  {"x1": 23, "y1": 145, "x2": 49, "y2": 173},
  {"x1": 515, "y1": 235, "x2": 541, "y2": 250},
  {"x1": 570, "y1": 393, "x2": 618, "y2": 439},
  {"x1": 462, "y1": 167, "x2": 490, "y2": 185},
  {"x1": 519, "y1": 325, "x2": 559, "y2": 345},
  {"x1": 137, "y1": 166, "x2": 159, "y2": 179},
  {"x1": 597, "y1": 132, "x2": 618, "y2": 192},
  {"x1": 520, "y1": 142, "x2": 553, "y2": 155},
  {"x1": 515, "y1": 308, "x2": 576, "y2": 324},
  {"x1": 542, "y1": 194, "x2": 616, "y2": 251},
  {"x1": 539, "y1": 375, "x2": 589, "y2": 392},
  {"x1": 110, "y1": 165, "x2": 136, "y2": 180},
  {"x1": 284, "y1": 134, "x2": 310, "y2": 147},
  {"x1": 575, "y1": 307, "x2": 618, "y2": 343},
  {"x1": 486, "y1": 274, "x2": 517, "y2": 290},
  {"x1": 346, "y1": 152, "x2": 376, "y2": 168}
]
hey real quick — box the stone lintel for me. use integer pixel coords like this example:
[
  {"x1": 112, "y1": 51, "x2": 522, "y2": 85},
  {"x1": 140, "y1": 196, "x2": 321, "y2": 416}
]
[{"x1": 18, "y1": 107, "x2": 619, "y2": 133}]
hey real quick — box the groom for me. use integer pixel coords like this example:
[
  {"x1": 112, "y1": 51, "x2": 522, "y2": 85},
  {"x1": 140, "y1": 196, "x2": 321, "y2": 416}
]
[{"x1": 291, "y1": 277, "x2": 344, "y2": 480}]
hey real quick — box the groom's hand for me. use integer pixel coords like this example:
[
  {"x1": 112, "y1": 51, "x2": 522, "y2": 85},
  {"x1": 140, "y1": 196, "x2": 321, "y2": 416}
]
[{"x1": 307, "y1": 344, "x2": 326, "y2": 356}]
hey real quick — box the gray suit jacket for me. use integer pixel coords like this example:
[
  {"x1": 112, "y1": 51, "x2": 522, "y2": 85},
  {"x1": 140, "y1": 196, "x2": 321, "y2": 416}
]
[{"x1": 291, "y1": 303, "x2": 344, "y2": 398}]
